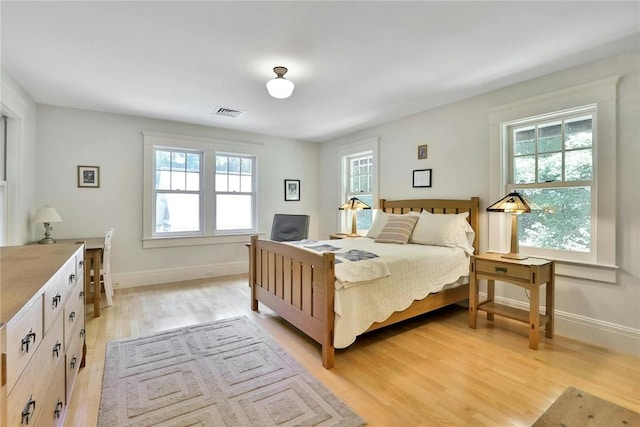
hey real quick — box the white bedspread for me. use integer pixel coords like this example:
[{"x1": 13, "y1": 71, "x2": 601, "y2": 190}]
[{"x1": 289, "y1": 237, "x2": 471, "y2": 348}]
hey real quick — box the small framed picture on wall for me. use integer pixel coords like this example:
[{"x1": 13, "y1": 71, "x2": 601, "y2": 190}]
[
  {"x1": 412, "y1": 169, "x2": 432, "y2": 188},
  {"x1": 284, "y1": 179, "x2": 300, "y2": 201},
  {"x1": 78, "y1": 165, "x2": 100, "y2": 188},
  {"x1": 418, "y1": 144, "x2": 428, "y2": 159}
]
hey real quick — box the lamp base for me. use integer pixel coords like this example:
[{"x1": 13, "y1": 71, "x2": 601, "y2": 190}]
[
  {"x1": 346, "y1": 233, "x2": 361, "y2": 237},
  {"x1": 501, "y1": 252, "x2": 528, "y2": 260},
  {"x1": 38, "y1": 237, "x2": 56, "y2": 244}
]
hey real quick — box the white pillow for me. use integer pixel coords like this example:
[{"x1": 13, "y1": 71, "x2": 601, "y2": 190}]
[
  {"x1": 366, "y1": 211, "x2": 419, "y2": 238},
  {"x1": 410, "y1": 211, "x2": 474, "y2": 253}
]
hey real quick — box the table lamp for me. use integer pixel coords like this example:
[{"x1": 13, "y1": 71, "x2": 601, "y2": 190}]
[
  {"x1": 338, "y1": 197, "x2": 371, "y2": 237},
  {"x1": 486, "y1": 192, "x2": 539, "y2": 260},
  {"x1": 33, "y1": 205, "x2": 63, "y2": 244}
]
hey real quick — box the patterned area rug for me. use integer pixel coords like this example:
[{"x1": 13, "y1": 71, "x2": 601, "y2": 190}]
[{"x1": 98, "y1": 316, "x2": 366, "y2": 426}]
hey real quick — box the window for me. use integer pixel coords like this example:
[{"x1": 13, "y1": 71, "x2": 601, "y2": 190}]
[
  {"x1": 489, "y1": 77, "x2": 617, "y2": 281},
  {"x1": 339, "y1": 138, "x2": 378, "y2": 233},
  {"x1": 507, "y1": 108, "x2": 594, "y2": 255},
  {"x1": 143, "y1": 132, "x2": 258, "y2": 247}
]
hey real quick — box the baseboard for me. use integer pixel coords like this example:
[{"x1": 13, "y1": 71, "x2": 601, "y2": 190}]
[
  {"x1": 480, "y1": 292, "x2": 640, "y2": 357},
  {"x1": 113, "y1": 261, "x2": 248, "y2": 288}
]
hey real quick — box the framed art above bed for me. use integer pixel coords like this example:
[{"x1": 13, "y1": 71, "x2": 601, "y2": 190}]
[{"x1": 249, "y1": 197, "x2": 480, "y2": 369}]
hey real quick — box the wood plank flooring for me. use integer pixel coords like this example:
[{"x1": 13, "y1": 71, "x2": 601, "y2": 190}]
[{"x1": 65, "y1": 275, "x2": 640, "y2": 426}]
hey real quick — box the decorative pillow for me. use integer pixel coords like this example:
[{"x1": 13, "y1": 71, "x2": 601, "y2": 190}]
[
  {"x1": 375, "y1": 215, "x2": 419, "y2": 244},
  {"x1": 366, "y1": 211, "x2": 419, "y2": 238},
  {"x1": 410, "y1": 211, "x2": 473, "y2": 252}
]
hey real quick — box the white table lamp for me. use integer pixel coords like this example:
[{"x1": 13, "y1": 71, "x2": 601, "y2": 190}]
[{"x1": 33, "y1": 205, "x2": 63, "y2": 244}]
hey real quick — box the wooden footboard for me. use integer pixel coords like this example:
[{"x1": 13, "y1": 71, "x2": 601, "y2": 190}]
[{"x1": 250, "y1": 235, "x2": 337, "y2": 368}]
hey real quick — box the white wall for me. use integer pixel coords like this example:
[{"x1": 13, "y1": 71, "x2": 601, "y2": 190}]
[
  {"x1": 319, "y1": 51, "x2": 640, "y2": 355},
  {"x1": 34, "y1": 105, "x2": 320, "y2": 286}
]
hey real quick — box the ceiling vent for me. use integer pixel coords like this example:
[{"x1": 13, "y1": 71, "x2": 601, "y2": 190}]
[{"x1": 211, "y1": 106, "x2": 245, "y2": 118}]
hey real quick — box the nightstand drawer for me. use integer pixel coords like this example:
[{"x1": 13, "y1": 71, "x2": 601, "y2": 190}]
[{"x1": 476, "y1": 259, "x2": 530, "y2": 280}]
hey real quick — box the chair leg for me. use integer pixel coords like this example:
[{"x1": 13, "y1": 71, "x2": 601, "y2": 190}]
[{"x1": 103, "y1": 271, "x2": 114, "y2": 306}]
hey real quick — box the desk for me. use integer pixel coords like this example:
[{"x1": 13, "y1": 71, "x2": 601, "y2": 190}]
[{"x1": 58, "y1": 238, "x2": 104, "y2": 318}]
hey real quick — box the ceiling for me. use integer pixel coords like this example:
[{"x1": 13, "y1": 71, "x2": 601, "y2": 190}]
[{"x1": 2, "y1": 1, "x2": 638, "y2": 143}]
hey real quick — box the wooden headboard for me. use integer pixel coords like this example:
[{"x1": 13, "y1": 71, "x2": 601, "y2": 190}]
[{"x1": 379, "y1": 197, "x2": 480, "y2": 254}]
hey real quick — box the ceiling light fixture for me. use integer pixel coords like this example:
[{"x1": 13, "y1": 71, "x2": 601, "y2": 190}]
[{"x1": 266, "y1": 66, "x2": 295, "y2": 99}]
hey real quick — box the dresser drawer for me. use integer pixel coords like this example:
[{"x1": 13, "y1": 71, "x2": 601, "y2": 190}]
[
  {"x1": 476, "y1": 259, "x2": 531, "y2": 281},
  {"x1": 35, "y1": 360, "x2": 66, "y2": 427},
  {"x1": 43, "y1": 257, "x2": 76, "y2": 334},
  {"x1": 6, "y1": 313, "x2": 63, "y2": 427},
  {"x1": 63, "y1": 283, "x2": 84, "y2": 350},
  {"x1": 5, "y1": 295, "x2": 44, "y2": 393},
  {"x1": 65, "y1": 319, "x2": 83, "y2": 402}
]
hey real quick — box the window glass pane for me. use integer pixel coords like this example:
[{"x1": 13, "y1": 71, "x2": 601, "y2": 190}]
[
  {"x1": 155, "y1": 193, "x2": 200, "y2": 233},
  {"x1": 228, "y1": 175, "x2": 240, "y2": 192},
  {"x1": 185, "y1": 172, "x2": 200, "y2": 191},
  {"x1": 156, "y1": 171, "x2": 170, "y2": 190},
  {"x1": 514, "y1": 128, "x2": 535, "y2": 155},
  {"x1": 170, "y1": 171, "x2": 185, "y2": 190},
  {"x1": 186, "y1": 153, "x2": 200, "y2": 172},
  {"x1": 240, "y1": 158, "x2": 252, "y2": 174},
  {"x1": 171, "y1": 152, "x2": 186, "y2": 171},
  {"x1": 217, "y1": 194, "x2": 252, "y2": 230},
  {"x1": 156, "y1": 150, "x2": 171, "y2": 170},
  {"x1": 216, "y1": 156, "x2": 228, "y2": 173},
  {"x1": 565, "y1": 149, "x2": 592, "y2": 181},
  {"x1": 351, "y1": 176, "x2": 359, "y2": 192},
  {"x1": 355, "y1": 194, "x2": 373, "y2": 231},
  {"x1": 538, "y1": 152, "x2": 562, "y2": 183},
  {"x1": 537, "y1": 122, "x2": 562, "y2": 153},
  {"x1": 240, "y1": 175, "x2": 252, "y2": 192},
  {"x1": 359, "y1": 176, "x2": 368, "y2": 192},
  {"x1": 565, "y1": 117, "x2": 592, "y2": 149},
  {"x1": 228, "y1": 157, "x2": 240, "y2": 174},
  {"x1": 215, "y1": 174, "x2": 228, "y2": 192},
  {"x1": 514, "y1": 156, "x2": 535, "y2": 184},
  {"x1": 518, "y1": 187, "x2": 591, "y2": 252}
]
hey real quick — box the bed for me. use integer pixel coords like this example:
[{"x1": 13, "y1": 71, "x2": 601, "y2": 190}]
[{"x1": 249, "y1": 197, "x2": 480, "y2": 368}]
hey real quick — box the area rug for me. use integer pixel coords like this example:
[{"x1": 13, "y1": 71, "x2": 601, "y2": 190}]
[
  {"x1": 98, "y1": 316, "x2": 366, "y2": 426},
  {"x1": 532, "y1": 386, "x2": 640, "y2": 426}
]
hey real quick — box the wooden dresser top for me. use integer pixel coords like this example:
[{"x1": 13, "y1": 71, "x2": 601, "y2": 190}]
[{"x1": 1, "y1": 243, "x2": 83, "y2": 325}]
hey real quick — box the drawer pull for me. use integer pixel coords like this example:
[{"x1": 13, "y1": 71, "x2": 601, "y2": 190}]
[
  {"x1": 21, "y1": 330, "x2": 37, "y2": 353},
  {"x1": 80, "y1": 328, "x2": 86, "y2": 338},
  {"x1": 54, "y1": 400, "x2": 63, "y2": 419},
  {"x1": 53, "y1": 341, "x2": 62, "y2": 358},
  {"x1": 52, "y1": 293, "x2": 62, "y2": 308},
  {"x1": 79, "y1": 290, "x2": 85, "y2": 299},
  {"x1": 495, "y1": 267, "x2": 508, "y2": 274},
  {"x1": 21, "y1": 396, "x2": 36, "y2": 425},
  {"x1": 79, "y1": 260, "x2": 84, "y2": 268},
  {"x1": 69, "y1": 273, "x2": 76, "y2": 284},
  {"x1": 69, "y1": 311, "x2": 76, "y2": 322},
  {"x1": 70, "y1": 356, "x2": 77, "y2": 370}
]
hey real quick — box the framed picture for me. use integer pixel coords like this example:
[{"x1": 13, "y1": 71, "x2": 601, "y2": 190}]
[
  {"x1": 284, "y1": 179, "x2": 300, "y2": 201},
  {"x1": 412, "y1": 169, "x2": 432, "y2": 188},
  {"x1": 78, "y1": 165, "x2": 100, "y2": 188},
  {"x1": 418, "y1": 144, "x2": 428, "y2": 159}
]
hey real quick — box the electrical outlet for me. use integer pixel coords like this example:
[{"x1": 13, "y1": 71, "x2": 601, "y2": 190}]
[{"x1": 113, "y1": 282, "x2": 120, "y2": 288}]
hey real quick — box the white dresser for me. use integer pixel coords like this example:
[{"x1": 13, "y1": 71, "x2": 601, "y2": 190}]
[{"x1": 0, "y1": 243, "x2": 85, "y2": 427}]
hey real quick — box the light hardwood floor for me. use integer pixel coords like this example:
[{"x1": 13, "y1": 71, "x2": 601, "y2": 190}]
[{"x1": 65, "y1": 275, "x2": 640, "y2": 426}]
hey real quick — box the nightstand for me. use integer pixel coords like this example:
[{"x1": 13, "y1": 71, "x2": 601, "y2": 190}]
[{"x1": 468, "y1": 252, "x2": 555, "y2": 349}]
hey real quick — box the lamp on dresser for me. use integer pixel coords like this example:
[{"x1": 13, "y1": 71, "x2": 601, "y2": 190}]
[
  {"x1": 33, "y1": 205, "x2": 63, "y2": 244},
  {"x1": 338, "y1": 197, "x2": 371, "y2": 237},
  {"x1": 486, "y1": 191, "x2": 539, "y2": 260}
]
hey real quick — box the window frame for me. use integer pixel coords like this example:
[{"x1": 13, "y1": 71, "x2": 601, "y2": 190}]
[
  {"x1": 489, "y1": 77, "x2": 618, "y2": 282},
  {"x1": 338, "y1": 137, "x2": 379, "y2": 234},
  {"x1": 142, "y1": 132, "x2": 259, "y2": 248}
]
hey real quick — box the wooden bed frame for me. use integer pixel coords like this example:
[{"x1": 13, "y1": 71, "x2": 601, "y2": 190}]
[{"x1": 249, "y1": 197, "x2": 480, "y2": 368}]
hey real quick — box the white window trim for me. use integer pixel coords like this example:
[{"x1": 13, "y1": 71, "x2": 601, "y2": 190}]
[
  {"x1": 338, "y1": 137, "x2": 379, "y2": 233},
  {"x1": 142, "y1": 131, "x2": 262, "y2": 249},
  {"x1": 489, "y1": 77, "x2": 618, "y2": 282}
]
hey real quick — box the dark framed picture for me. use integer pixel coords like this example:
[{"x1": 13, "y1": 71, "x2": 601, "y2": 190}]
[
  {"x1": 284, "y1": 179, "x2": 300, "y2": 201},
  {"x1": 78, "y1": 165, "x2": 100, "y2": 188},
  {"x1": 418, "y1": 144, "x2": 428, "y2": 159},
  {"x1": 412, "y1": 169, "x2": 432, "y2": 188}
]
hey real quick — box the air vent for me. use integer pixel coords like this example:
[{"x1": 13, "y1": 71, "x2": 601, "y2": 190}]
[{"x1": 211, "y1": 106, "x2": 245, "y2": 118}]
